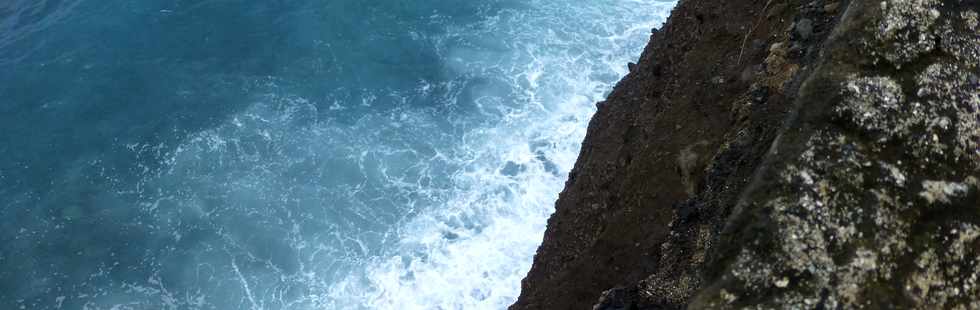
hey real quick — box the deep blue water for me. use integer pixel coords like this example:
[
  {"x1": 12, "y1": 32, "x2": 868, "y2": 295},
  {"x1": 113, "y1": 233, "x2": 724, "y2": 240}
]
[{"x1": 0, "y1": 0, "x2": 674, "y2": 309}]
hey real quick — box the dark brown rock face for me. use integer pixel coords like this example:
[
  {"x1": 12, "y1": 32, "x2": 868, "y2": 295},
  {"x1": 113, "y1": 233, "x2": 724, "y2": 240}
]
[{"x1": 513, "y1": 0, "x2": 979, "y2": 309}]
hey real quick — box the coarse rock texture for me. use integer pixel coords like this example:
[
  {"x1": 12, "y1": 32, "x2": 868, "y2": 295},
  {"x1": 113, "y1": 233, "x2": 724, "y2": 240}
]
[{"x1": 512, "y1": 0, "x2": 979, "y2": 309}]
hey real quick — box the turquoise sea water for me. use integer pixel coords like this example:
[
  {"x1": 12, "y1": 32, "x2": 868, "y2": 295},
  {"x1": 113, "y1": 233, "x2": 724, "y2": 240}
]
[{"x1": 0, "y1": 0, "x2": 674, "y2": 308}]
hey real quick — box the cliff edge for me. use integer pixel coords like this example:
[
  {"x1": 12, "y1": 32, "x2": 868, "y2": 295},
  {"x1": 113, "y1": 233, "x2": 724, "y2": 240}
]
[{"x1": 513, "y1": 0, "x2": 979, "y2": 309}]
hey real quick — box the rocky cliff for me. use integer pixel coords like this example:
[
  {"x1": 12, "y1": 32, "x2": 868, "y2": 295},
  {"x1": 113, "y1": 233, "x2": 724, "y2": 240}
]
[{"x1": 512, "y1": 0, "x2": 979, "y2": 309}]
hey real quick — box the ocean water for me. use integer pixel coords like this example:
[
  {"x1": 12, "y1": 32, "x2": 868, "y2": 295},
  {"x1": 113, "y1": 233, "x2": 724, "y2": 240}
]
[{"x1": 0, "y1": 0, "x2": 675, "y2": 309}]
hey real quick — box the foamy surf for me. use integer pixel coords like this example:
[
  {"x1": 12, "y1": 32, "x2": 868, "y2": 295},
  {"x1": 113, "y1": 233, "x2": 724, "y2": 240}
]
[
  {"x1": 326, "y1": 1, "x2": 676, "y2": 309},
  {"x1": 0, "y1": 0, "x2": 674, "y2": 309}
]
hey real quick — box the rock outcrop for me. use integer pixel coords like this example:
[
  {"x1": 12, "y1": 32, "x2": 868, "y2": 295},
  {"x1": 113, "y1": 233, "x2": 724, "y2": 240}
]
[{"x1": 513, "y1": 0, "x2": 979, "y2": 309}]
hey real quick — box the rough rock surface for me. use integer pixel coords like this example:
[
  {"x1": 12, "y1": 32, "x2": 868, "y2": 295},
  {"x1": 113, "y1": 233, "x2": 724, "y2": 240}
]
[{"x1": 512, "y1": 0, "x2": 979, "y2": 309}]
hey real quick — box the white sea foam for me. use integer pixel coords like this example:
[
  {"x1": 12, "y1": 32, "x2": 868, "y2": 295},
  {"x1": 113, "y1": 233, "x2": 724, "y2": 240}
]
[
  {"x1": 326, "y1": 1, "x2": 675, "y2": 309},
  {"x1": 74, "y1": 1, "x2": 675, "y2": 309}
]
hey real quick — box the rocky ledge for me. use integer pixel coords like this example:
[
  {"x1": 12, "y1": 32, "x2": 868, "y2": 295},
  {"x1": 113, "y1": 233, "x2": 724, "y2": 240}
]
[{"x1": 513, "y1": 0, "x2": 979, "y2": 309}]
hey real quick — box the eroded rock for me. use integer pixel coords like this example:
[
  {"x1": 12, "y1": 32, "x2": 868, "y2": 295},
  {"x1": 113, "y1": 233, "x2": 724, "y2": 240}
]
[
  {"x1": 868, "y1": 0, "x2": 941, "y2": 66},
  {"x1": 690, "y1": 0, "x2": 980, "y2": 308},
  {"x1": 513, "y1": 0, "x2": 980, "y2": 309}
]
